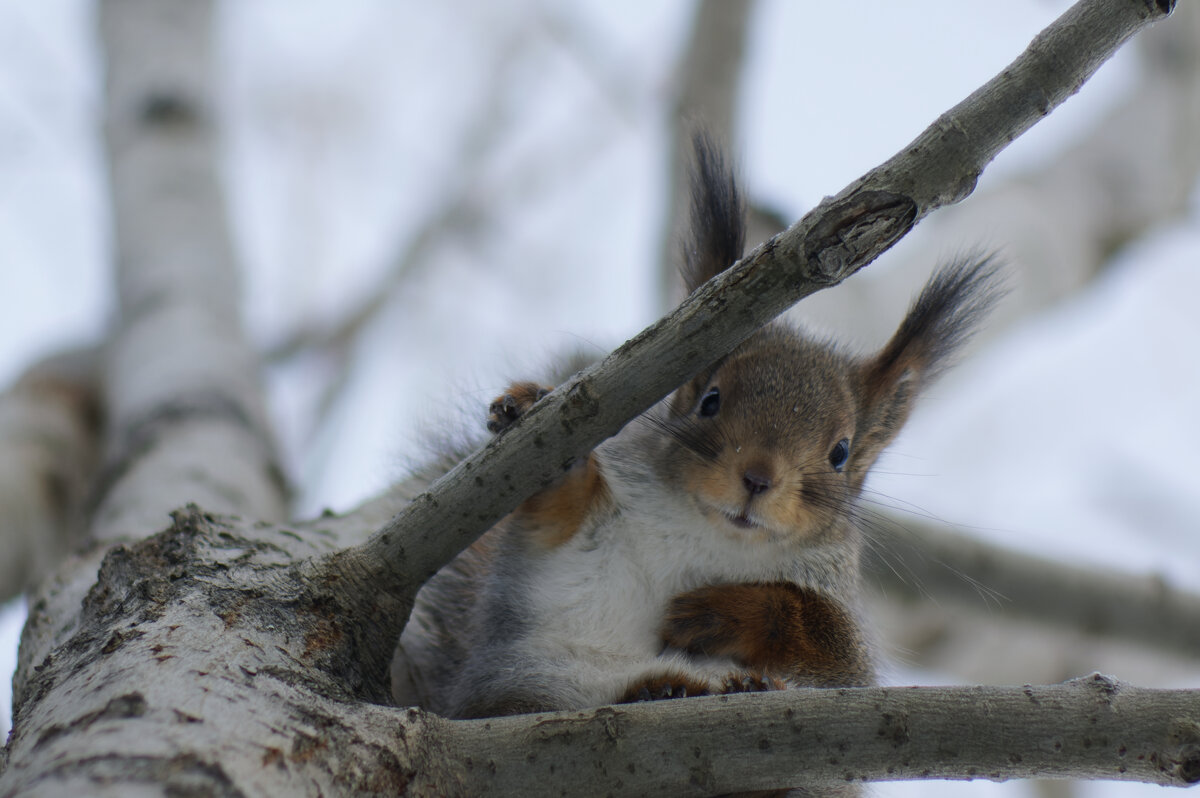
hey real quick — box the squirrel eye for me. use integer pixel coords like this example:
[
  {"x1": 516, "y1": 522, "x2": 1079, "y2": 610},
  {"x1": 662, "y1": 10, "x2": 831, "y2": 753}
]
[
  {"x1": 829, "y1": 438, "x2": 850, "y2": 472},
  {"x1": 698, "y1": 387, "x2": 721, "y2": 417}
]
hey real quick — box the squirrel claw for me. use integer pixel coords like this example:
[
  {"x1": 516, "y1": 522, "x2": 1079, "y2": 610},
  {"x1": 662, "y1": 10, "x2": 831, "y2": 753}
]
[
  {"x1": 721, "y1": 670, "x2": 786, "y2": 694},
  {"x1": 619, "y1": 670, "x2": 712, "y2": 703},
  {"x1": 487, "y1": 382, "x2": 551, "y2": 433}
]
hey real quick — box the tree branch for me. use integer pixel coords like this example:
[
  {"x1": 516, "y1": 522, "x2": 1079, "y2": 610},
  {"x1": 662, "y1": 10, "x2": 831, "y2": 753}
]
[
  {"x1": 794, "y1": 0, "x2": 1200, "y2": 349},
  {"x1": 322, "y1": 0, "x2": 1177, "y2": 616},
  {"x1": 442, "y1": 676, "x2": 1200, "y2": 793},
  {"x1": 864, "y1": 517, "x2": 1200, "y2": 661}
]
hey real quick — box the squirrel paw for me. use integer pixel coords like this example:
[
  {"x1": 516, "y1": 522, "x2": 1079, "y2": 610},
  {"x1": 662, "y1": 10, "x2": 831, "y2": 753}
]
[
  {"x1": 661, "y1": 583, "x2": 756, "y2": 658},
  {"x1": 487, "y1": 382, "x2": 552, "y2": 434},
  {"x1": 663, "y1": 583, "x2": 871, "y2": 686},
  {"x1": 618, "y1": 670, "x2": 712, "y2": 703},
  {"x1": 720, "y1": 670, "x2": 786, "y2": 694}
]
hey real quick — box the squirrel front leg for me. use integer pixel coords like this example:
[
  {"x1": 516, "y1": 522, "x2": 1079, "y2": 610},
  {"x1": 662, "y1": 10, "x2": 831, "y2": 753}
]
[
  {"x1": 488, "y1": 382, "x2": 609, "y2": 548},
  {"x1": 662, "y1": 583, "x2": 872, "y2": 687}
]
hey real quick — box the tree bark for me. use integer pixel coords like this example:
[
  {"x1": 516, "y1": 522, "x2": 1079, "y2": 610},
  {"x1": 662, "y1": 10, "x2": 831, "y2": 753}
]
[{"x1": 94, "y1": 0, "x2": 287, "y2": 546}]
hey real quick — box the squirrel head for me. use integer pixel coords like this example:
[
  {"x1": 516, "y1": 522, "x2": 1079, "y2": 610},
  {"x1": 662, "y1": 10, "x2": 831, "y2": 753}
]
[{"x1": 655, "y1": 134, "x2": 1002, "y2": 546}]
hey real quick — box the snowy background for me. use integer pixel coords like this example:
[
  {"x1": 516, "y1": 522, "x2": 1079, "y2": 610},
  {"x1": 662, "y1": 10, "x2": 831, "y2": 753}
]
[{"x1": 1, "y1": 1, "x2": 1197, "y2": 795}]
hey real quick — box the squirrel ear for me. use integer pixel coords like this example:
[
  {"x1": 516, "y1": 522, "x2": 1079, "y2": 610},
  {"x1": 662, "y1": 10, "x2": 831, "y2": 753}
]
[
  {"x1": 680, "y1": 131, "x2": 746, "y2": 295},
  {"x1": 849, "y1": 256, "x2": 1003, "y2": 485}
]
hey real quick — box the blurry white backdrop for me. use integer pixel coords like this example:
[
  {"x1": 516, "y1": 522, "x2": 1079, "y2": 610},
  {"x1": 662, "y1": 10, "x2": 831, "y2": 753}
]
[{"x1": 1, "y1": 1, "x2": 1197, "y2": 795}]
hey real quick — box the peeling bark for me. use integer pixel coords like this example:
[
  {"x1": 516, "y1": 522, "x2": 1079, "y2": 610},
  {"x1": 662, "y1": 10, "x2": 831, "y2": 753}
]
[{"x1": 5, "y1": 509, "x2": 452, "y2": 797}]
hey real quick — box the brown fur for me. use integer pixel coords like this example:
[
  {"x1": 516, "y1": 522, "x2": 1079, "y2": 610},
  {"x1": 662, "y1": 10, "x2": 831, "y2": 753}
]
[
  {"x1": 489, "y1": 382, "x2": 611, "y2": 548},
  {"x1": 662, "y1": 582, "x2": 871, "y2": 687},
  {"x1": 618, "y1": 668, "x2": 716, "y2": 702},
  {"x1": 519, "y1": 454, "x2": 609, "y2": 547}
]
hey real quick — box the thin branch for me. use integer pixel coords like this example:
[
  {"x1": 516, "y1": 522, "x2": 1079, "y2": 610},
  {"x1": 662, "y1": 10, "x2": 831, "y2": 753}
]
[
  {"x1": 794, "y1": 0, "x2": 1200, "y2": 348},
  {"x1": 864, "y1": 517, "x2": 1200, "y2": 661},
  {"x1": 322, "y1": 0, "x2": 1176, "y2": 609},
  {"x1": 442, "y1": 676, "x2": 1200, "y2": 794}
]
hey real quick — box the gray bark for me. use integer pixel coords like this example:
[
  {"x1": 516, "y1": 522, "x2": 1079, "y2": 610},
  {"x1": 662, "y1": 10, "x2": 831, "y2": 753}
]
[
  {"x1": 865, "y1": 517, "x2": 1200, "y2": 661},
  {"x1": 1, "y1": 0, "x2": 1194, "y2": 796}
]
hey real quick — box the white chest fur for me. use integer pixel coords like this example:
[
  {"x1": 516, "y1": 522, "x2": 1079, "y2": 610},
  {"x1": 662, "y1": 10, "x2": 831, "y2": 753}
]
[{"x1": 519, "y1": 470, "x2": 797, "y2": 665}]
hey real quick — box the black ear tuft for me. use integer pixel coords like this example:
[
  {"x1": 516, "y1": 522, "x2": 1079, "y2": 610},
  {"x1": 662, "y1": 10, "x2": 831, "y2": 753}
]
[
  {"x1": 681, "y1": 132, "x2": 746, "y2": 295},
  {"x1": 874, "y1": 253, "x2": 1005, "y2": 386},
  {"x1": 847, "y1": 255, "x2": 1004, "y2": 489}
]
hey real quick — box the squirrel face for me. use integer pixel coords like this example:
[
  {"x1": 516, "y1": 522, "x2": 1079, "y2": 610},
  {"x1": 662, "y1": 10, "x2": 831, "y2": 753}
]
[
  {"x1": 652, "y1": 248, "x2": 1002, "y2": 551},
  {"x1": 656, "y1": 135, "x2": 1001, "y2": 551},
  {"x1": 660, "y1": 325, "x2": 862, "y2": 547}
]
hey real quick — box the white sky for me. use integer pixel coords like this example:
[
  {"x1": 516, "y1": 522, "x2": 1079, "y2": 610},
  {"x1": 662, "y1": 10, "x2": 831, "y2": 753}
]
[{"x1": 1, "y1": 2, "x2": 1196, "y2": 795}]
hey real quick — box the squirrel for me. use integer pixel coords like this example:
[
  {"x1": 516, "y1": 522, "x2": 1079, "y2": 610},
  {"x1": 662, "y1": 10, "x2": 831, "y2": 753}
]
[{"x1": 392, "y1": 135, "x2": 1001, "y2": 725}]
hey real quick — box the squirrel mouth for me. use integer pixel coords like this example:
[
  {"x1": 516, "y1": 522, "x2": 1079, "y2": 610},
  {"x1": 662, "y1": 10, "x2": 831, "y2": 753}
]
[{"x1": 721, "y1": 509, "x2": 759, "y2": 530}]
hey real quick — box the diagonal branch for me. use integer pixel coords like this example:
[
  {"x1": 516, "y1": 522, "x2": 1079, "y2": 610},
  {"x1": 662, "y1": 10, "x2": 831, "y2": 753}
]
[
  {"x1": 316, "y1": 0, "x2": 1177, "y2": 618},
  {"x1": 794, "y1": 0, "x2": 1200, "y2": 349}
]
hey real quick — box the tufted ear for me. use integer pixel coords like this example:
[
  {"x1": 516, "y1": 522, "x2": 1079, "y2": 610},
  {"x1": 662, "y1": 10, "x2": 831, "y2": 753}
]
[
  {"x1": 847, "y1": 256, "x2": 1003, "y2": 490},
  {"x1": 680, "y1": 131, "x2": 745, "y2": 295}
]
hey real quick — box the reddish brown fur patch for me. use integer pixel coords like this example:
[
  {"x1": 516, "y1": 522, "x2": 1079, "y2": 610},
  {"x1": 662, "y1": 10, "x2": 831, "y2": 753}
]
[
  {"x1": 662, "y1": 583, "x2": 869, "y2": 686},
  {"x1": 487, "y1": 380, "x2": 610, "y2": 548},
  {"x1": 519, "y1": 454, "x2": 609, "y2": 548}
]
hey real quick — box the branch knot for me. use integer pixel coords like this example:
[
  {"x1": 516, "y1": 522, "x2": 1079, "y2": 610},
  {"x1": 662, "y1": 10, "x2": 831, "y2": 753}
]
[{"x1": 802, "y1": 191, "x2": 917, "y2": 283}]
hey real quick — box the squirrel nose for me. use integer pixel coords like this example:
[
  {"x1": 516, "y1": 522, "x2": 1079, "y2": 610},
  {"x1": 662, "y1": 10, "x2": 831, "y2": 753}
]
[{"x1": 742, "y1": 467, "x2": 773, "y2": 496}]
